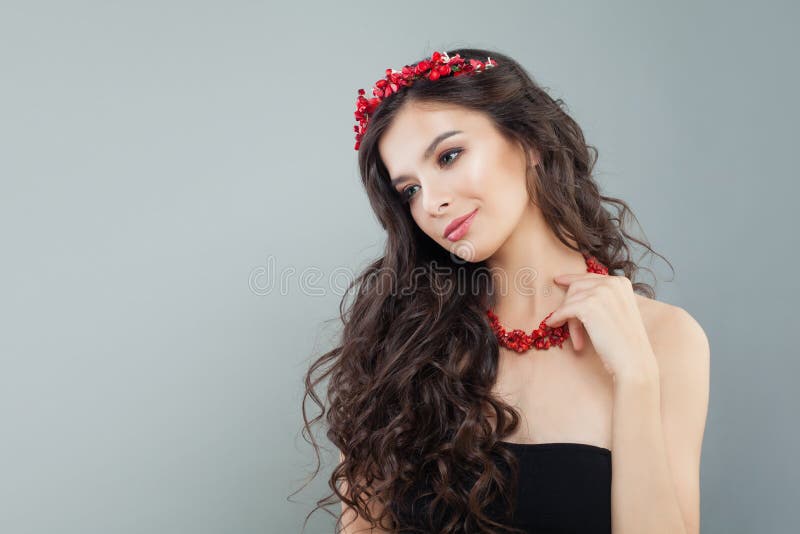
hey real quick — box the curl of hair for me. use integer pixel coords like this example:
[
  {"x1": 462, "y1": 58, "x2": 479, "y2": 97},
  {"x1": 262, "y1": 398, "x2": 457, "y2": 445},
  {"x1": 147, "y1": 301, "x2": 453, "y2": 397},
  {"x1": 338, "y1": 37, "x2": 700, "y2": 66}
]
[{"x1": 292, "y1": 46, "x2": 673, "y2": 533}]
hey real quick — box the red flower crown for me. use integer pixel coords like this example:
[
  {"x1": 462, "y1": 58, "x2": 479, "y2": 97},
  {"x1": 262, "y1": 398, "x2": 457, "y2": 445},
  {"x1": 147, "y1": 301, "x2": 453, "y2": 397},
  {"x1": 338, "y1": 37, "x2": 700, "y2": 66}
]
[{"x1": 353, "y1": 51, "x2": 498, "y2": 150}]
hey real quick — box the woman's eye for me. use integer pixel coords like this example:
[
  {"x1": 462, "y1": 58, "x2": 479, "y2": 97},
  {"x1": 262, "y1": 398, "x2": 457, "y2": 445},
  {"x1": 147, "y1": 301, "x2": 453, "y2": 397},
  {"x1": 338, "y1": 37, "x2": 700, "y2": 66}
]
[
  {"x1": 400, "y1": 184, "x2": 420, "y2": 202},
  {"x1": 438, "y1": 148, "x2": 462, "y2": 167},
  {"x1": 399, "y1": 148, "x2": 463, "y2": 203}
]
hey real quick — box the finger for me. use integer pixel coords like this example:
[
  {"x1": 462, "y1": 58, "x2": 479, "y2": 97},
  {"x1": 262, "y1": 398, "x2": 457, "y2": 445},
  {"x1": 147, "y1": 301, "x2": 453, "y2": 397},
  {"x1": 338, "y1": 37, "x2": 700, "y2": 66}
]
[
  {"x1": 553, "y1": 277, "x2": 601, "y2": 294},
  {"x1": 569, "y1": 318, "x2": 584, "y2": 351},
  {"x1": 553, "y1": 272, "x2": 606, "y2": 284},
  {"x1": 545, "y1": 309, "x2": 584, "y2": 351},
  {"x1": 546, "y1": 292, "x2": 589, "y2": 327}
]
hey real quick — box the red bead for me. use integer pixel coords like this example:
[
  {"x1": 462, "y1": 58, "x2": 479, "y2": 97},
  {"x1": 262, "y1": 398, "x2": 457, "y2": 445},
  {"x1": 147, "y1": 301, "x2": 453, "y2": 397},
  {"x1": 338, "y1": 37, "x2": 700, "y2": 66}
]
[{"x1": 487, "y1": 253, "x2": 609, "y2": 353}]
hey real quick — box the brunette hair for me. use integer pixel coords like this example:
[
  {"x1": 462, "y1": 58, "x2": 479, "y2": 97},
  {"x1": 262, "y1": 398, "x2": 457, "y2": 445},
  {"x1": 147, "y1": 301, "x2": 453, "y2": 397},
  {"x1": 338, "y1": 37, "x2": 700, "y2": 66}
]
[{"x1": 293, "y1": 47, "x2": 673, "y2": 533}]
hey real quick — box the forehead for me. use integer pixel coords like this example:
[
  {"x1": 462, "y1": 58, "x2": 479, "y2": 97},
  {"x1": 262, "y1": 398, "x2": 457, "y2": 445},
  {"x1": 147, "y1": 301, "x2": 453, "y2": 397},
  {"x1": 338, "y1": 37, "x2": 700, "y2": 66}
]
[{"x1": 378, "y1": 102, "x2": 492, "y2": 171}]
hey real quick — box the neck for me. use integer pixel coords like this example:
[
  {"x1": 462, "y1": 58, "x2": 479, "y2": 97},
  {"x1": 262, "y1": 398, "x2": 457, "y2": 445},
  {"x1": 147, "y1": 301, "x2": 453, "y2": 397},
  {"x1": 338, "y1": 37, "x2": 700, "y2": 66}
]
[{"x1": 486, "y1": 202, "x2": 588, "y2": 328}]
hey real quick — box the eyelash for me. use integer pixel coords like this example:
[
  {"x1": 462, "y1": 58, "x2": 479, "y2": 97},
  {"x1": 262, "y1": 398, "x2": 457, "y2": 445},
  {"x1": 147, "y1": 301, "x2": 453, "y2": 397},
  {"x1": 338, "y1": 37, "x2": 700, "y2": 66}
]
[{"x1": 399, "y1": 148, "x2": 463, "y2": 203}]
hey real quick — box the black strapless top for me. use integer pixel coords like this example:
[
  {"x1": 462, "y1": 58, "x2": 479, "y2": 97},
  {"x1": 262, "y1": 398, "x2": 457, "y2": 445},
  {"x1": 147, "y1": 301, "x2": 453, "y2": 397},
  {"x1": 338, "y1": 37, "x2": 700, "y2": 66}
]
[{"x1": 392, "y1": 442, "x2": 611, "y2": 533}]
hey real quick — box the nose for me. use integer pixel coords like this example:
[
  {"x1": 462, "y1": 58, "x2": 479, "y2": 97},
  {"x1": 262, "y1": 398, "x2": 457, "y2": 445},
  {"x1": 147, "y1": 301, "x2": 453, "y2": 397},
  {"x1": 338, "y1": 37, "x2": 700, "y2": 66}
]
[{"x1": 420, "y1": 180, "x2": 452, "y2": 217}]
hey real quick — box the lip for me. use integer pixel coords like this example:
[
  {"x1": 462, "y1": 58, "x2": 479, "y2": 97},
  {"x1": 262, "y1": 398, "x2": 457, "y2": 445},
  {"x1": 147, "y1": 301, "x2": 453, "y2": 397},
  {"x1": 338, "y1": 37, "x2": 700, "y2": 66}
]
[{"x1": 443, "y1": 208, "x2": 479, "y2": 241}]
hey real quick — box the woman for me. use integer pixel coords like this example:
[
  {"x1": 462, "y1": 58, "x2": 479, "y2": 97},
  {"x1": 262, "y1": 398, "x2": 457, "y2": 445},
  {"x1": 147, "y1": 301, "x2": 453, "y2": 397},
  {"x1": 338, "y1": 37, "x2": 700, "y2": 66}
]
[{"x1": 298, "y1": 48, "x2": 709, "y2": 533}]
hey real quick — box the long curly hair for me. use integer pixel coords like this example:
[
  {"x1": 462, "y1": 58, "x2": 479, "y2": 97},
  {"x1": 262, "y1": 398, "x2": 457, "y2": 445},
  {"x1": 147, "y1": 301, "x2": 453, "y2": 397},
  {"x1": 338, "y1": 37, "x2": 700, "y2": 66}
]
[{"x1": 293, "y1": 47, "x2": 673, "y2": 533}]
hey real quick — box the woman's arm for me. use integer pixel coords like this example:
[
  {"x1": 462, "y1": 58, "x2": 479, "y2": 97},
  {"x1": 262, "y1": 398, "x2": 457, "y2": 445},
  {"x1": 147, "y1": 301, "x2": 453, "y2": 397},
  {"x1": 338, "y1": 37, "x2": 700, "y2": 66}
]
[{"x1": 611, "y1": 306, "x2": 710, "y2": 534}]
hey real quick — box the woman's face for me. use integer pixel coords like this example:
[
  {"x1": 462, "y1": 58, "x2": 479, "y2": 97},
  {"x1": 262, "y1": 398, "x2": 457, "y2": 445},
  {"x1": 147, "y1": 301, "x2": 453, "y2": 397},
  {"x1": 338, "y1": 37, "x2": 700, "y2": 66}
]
[{"x1": 378, "y1": 101, "x2": 538, "y2": 262}]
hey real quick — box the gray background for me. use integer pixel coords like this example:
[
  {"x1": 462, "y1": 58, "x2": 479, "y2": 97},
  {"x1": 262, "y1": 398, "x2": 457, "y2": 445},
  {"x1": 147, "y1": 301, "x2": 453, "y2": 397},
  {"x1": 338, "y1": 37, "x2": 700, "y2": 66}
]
[{"x1": 1, "y1": 1, "x2": 797, "y2": 533}]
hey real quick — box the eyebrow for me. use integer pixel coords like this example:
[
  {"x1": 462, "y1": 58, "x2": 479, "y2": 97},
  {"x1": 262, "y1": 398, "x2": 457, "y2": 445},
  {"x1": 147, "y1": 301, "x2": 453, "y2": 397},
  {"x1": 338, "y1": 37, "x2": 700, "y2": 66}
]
[{"x1": 389, "y1": 130, "x2": 463, "y2": 187}]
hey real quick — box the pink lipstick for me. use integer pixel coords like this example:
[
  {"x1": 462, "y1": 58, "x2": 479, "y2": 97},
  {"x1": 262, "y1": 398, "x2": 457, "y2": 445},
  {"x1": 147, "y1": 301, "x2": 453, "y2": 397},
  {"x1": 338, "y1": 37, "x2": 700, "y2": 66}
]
[{"x1": 443, "y1": 208, "x2": 478, "y2": 242}]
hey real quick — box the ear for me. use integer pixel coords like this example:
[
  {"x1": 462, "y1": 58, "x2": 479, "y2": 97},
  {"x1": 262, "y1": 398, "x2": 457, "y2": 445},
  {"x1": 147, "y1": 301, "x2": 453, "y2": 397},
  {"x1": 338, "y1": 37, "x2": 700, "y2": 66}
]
[
  {"x1": 527, "y1": 145, "x2": 541, "y2": 167},
  {"x1": 516, "y1": 139, "x2": 541, "y2": 168},
  {"x1": 520, "y1": 142, "x2": 541, "y2": 203}
]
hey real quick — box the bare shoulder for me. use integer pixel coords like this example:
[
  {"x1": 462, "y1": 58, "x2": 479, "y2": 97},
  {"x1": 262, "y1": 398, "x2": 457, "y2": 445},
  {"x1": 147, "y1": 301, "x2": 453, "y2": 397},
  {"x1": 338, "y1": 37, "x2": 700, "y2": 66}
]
[
  {"x1": 637, "y1": 296, "x2": 710, "y2": 373},
  {"x1": 634, "y1": 293, "x2": 663, "y2": 330}
]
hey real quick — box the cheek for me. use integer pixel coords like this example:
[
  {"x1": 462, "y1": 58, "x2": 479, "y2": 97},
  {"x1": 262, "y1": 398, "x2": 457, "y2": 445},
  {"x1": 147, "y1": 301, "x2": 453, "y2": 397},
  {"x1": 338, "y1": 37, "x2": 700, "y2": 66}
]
[
  {"x1": 494, "y1": 156, "x2": 530, "y2": 199},
  {"x1": 495, "y1": 175, "x2": 528, "y2": 205},
  {"x1": 481, "y1": 171, "x2": 530, "y2": 233},
  {"x1": 460, "y1": 158, "x2": 487, "y2": 194},
  {"x1": 464, "y1": 151, "x2": 523, "y2": 201},
  {"x1": 478, "y1": 169, "x2": 524, "y2": 212}
]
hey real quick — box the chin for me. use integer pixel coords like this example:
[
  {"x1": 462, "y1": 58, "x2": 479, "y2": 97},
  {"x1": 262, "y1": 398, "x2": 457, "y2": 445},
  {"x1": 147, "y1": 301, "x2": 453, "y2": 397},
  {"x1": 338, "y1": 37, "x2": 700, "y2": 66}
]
[{"x1": 444, "y1": 238, "x2": 493, "y2": 264}]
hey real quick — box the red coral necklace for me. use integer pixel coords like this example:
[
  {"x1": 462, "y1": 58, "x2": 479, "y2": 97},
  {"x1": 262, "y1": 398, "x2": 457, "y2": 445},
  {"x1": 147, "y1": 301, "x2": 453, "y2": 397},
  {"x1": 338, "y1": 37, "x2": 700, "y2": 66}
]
[{"x1": 486, "y1": 253, "x2": 609, "y2": 353}]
